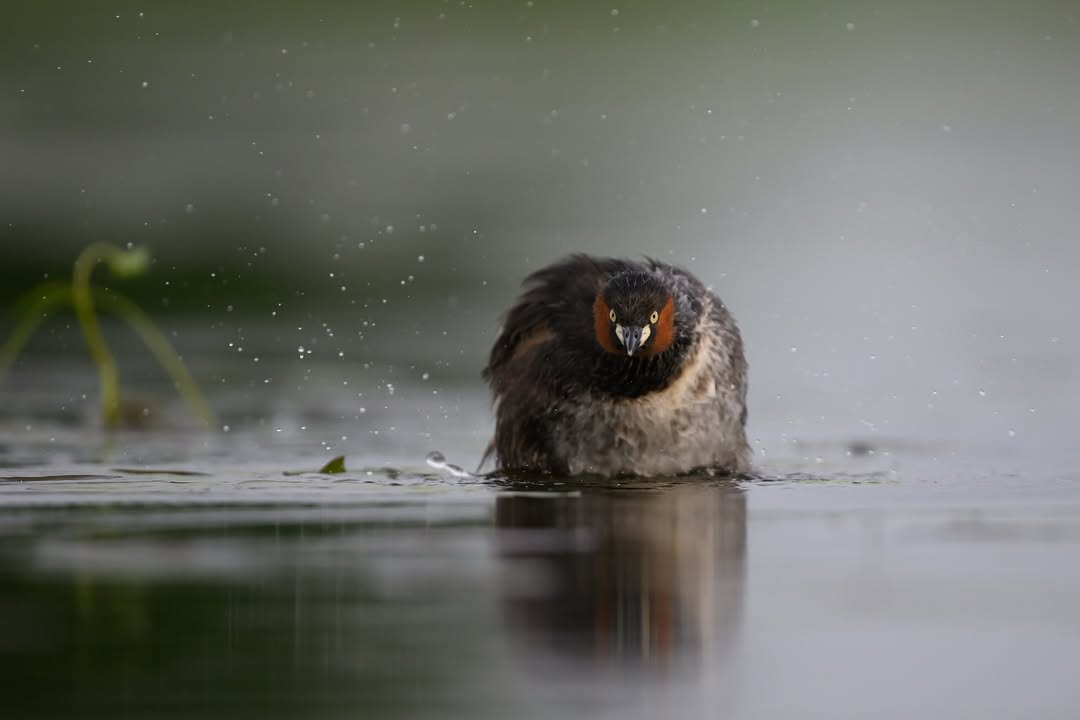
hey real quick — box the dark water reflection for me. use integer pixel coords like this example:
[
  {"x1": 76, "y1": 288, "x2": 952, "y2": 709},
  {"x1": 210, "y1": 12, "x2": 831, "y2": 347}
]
[
  {"x1": 0, "y1": 482, "x2": 744, "y2": 719},
  {"x1": 495, "y1": 483, "x2": 744, "y2": 670}
]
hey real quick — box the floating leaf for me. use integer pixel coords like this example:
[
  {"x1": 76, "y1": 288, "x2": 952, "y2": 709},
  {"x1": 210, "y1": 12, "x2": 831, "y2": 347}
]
[
  {"x1": 283, "y1": 455, "x2": 348, "y2": 476},
  {"x1": 318, "y1": 455, "x2": 347, "y2": 474}
]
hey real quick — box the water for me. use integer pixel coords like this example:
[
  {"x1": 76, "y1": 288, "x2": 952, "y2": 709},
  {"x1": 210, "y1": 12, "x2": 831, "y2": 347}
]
[{"x1": 2, "y1": 347, "x2": 1079, "y2": 719}]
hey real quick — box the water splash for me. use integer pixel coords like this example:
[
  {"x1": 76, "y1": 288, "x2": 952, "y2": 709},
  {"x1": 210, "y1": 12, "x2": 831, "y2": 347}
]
[{"x1": 425, "y1": 451, "x2": 477, "y2": 479}]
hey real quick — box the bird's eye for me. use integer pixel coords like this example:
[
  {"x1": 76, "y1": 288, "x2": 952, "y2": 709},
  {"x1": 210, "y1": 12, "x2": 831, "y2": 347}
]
[
  {"x1": 649, "y1": 310, "x2": 659, "y2": 324},
  {"x1": 608, "y1": 309, "x2": 617, "y2": 322}
]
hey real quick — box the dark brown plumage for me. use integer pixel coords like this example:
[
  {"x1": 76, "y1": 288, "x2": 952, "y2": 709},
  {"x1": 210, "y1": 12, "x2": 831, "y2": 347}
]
[{"x1": 483, "y1": 254, "x2": 749, "y2": 476}]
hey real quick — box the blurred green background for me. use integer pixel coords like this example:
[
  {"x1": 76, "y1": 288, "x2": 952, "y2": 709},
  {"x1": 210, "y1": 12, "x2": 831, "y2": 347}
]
[{"x1": 3, "y1": 0, "x2": 1078, "y2": 458}]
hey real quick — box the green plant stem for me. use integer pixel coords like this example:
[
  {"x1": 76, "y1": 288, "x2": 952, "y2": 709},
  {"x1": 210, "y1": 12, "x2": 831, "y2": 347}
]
[
  {"x1": 2, "y1": 283, "x2": 217, "y2": 430},
  {"x1": 72, "y1": 243, "x2": 125, "y2": 426},
  {"x1": 0, "y1": 283, "x2": 73, "y2": 380},
  {"x1": 93, "y1": 291, "x2": 217, "y2": 430}
]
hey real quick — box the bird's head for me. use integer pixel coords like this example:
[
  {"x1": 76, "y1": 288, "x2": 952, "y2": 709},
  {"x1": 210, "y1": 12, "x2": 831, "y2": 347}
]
[{"x1": 592, "y1": 271, "x2": 676, "y2": 357}]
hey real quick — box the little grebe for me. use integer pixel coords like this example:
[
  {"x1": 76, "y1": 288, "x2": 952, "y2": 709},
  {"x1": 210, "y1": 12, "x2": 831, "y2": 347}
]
[{"x1": 483, "y1": 254, "x2": 749, "y2": 476}]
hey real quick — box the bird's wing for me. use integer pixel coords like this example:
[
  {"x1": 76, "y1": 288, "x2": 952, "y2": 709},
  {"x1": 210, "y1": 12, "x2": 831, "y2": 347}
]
[{"x1": 483, "y1": 254, "x2": 631, "y2": 382}]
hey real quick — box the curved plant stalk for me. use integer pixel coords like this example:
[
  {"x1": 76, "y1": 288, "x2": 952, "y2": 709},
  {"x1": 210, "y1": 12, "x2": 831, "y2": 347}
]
[
  {"x1": 72, "y1": 243, "x2": 136, "y2": 426},
  {"x1": 0, "y1": 282, "x2": 73, "y2": 380},
  {"x1": 1, "y1": 244, "x2": 216, "y2": 430},
  {"x1": 92, "y1": 290, "x2": 216, "y2": 430}
]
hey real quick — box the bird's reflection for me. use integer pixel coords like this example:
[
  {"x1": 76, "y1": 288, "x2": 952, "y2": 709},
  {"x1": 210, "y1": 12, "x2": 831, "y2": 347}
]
[{"x1": 494, "y1": 480, "x2": 746, "y2": 669}]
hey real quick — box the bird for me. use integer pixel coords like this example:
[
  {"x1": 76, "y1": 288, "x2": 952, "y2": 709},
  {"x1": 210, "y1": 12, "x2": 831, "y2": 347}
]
[{"x1": 483, "y1": 254, "x2": 749, "y2": 476}]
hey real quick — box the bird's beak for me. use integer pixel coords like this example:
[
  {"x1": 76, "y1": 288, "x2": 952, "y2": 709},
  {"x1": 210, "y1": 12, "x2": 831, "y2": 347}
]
[{"x1": 622, "y1": 325, "x2": 643, "y2": 356}]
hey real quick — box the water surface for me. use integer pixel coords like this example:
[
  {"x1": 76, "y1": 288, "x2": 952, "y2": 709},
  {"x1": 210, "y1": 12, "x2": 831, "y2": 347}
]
[{"x1": 2, "y1": 358, "x2": 1078, "y2": 719}]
